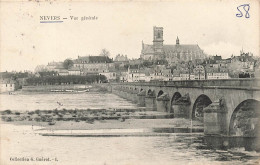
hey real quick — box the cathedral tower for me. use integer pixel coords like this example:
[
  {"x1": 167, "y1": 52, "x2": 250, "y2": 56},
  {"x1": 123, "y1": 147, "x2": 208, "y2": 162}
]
[
  {"x1": 153, "y1": 26, "x2": 164, "y2": 59},
  {"x1": 176, "y1": 36, "x2": 180, "y2": 45}
]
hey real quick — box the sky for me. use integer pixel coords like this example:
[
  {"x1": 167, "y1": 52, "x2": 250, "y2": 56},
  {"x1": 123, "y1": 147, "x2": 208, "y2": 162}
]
[{"x1": 0, "y1": 0, "x2": 259, "y2": 72}]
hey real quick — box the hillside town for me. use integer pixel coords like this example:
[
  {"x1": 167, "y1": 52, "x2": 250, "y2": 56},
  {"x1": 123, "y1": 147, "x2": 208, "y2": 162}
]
[{"x1": 1, "y1": 26, "x2": 260, "y2": 92}]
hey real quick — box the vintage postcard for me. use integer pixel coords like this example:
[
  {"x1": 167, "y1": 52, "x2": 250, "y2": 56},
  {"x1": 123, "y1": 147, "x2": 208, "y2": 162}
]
[{"x1": 0, "y1": 0, "x2": 260, "y2": 165}]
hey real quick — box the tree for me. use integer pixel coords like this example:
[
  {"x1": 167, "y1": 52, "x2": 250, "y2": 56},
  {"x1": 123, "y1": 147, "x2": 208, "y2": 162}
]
[
  {"x1": 63, "y1": 59, "x2": 74, "y2": 69},
  {"x1": 100, "y1": 49, "x2": 110, "y2": 57},
  {"x1": 26, "y1": 75, "x2": 108, "y2": 85},
  {"x1": 38, "y1": 71, "x2": 58, "y2": 77}
]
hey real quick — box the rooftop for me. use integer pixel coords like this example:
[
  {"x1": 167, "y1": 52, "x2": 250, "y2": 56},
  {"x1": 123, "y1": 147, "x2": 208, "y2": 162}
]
[
  {"x1": 142, "y1": 44, "x2": 203, "y2": 55},
  {"x1": 75, "y1": 55, "x2": 112, "y2": 63}
]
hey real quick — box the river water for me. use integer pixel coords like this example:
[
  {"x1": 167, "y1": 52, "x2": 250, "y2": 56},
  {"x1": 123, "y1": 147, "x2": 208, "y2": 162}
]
[
  {"x1": 1, "y1": 92, "x2": 260, "y2": 165},
  {"x1": 0, "y1": 92, "x2": 137, "y2": 111}
]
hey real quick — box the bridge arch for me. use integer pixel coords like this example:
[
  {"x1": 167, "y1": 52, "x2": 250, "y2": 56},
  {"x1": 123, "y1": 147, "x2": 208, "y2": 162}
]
[
  {"x1": 157, "y1": 90, "x2": 164, "y2": 97},
  {"x1": 147, "y1": 89, "x2": 152, "y2": 95},
  {"x1": 229, "y1": 99, "x2": 260, "y2": 137},
  {"x1": 192, "y1": 94, "x2": 212, "y2": 120},
  {"x1": 147, "y1": 89, "x2": 155, "y2": 97},
  {"x1": 170, "y1": 92, "x2": 182, "y2": 114},
  {"x1": 171, "y1": 92, "x2": 182, "y2": 105}
]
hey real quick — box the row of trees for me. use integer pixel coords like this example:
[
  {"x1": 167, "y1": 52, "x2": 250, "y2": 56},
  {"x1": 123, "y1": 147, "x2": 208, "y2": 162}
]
[
  {"x1": 38, "y1": 71, "x2": 58, "y2": 77},
  {"x1": 0, "y1": 71, "x2": 30, "y2": 79},
  {"x1": 239, "y1": 72, "x2": 254, "y2": 78},
  {"x1": 26, "y1": 75, "x2": 107, "y2": 85}
]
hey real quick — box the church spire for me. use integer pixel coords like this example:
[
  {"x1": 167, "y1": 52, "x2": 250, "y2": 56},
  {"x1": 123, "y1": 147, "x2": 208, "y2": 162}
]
[{"x1": 176, "y1": 36, "x2": 179, "y2": 45}]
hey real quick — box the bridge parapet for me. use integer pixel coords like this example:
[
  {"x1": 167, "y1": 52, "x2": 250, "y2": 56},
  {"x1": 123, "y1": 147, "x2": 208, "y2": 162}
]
[{"x1": 112, "y1": 78, "x2": 260, "y2": 89}]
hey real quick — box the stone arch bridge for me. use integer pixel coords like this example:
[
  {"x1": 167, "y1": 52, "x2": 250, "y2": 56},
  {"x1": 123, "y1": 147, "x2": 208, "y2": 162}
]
[{"x1": 110, "y1": 79, "x2": 260, "y2": 137}]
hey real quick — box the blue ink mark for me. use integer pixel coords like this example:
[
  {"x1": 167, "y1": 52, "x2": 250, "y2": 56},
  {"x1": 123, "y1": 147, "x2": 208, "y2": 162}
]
[
  {"x1": 40, "y1": 21, "x2": 64, "y2": 23},
  {"x1": 236, "y1": 4, "x2": 250, "y2": 18}
]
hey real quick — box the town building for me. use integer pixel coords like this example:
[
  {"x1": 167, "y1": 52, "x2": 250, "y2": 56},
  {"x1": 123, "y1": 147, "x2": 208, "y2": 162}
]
[
  {"x1": 73, "y1": 55, "x2": 114, "y2": 75},
  {"x1": 99, "y1": 71, "x2": 117, "y2": 82},
  {"x1": 171, "y1": 70, "x2": 181, "y2": 80},
  {"x1": 154, "y1": 65, "x2": 166, "y2": 81},
  {"x1": 152, "y1": 65, "x2": 174, "y2": 81},
  {"x1": 58, "y1": 69, "x2": 69, "y2": 76},
  {"x1": 119, "y1": 72, "x2": 128, "y2": 82},
  {"x1": 142, "y1": 67, "x2": 155, "y2": 82},
  {"x1": 207, "y1": 72, "x2": 229, "y2": 79},
  {"x1": 210, "y1": 55, "x2": 222, "y2": 63},
  {"x1": 180, "y1": 72, "x2": 190, "y2": 80},
  {"x1": 0, "y1": 79, "x2": 16, "y2": 93},
  {"x1": 53, "y1": 65, "x2": 66, "y2": 73},
  {"x1": 114, "y1": 54, "x2": 128, "y2": 62},
  {"x1": 46, "y1": 62, "x2": 64, "y2": 72},
  {"x1": 226, "y1": 51, "x2": 256, "y2": 78},
  {"x1": 193, "y1": 65, "x2": 205, "y2": 80},
  {"x1": 68, "y1": 67, "x2": 81, "y2": 76},
  {"x1": 162, "y1": 68, "x2": 173, "y2": 81},
  {"x1": 127, "y1": 65, "x2": 145, "y2": 82}
]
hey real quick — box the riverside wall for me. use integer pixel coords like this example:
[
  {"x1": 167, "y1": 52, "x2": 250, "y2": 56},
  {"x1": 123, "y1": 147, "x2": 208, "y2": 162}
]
[{"x1": 22, "y1": 84, "x2": 92, "y2": 92}]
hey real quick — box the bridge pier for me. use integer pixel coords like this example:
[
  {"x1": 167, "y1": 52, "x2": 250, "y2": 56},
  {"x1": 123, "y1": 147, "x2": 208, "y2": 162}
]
[
  {"x1": 113, "y1": 88, "x2": 121, "y2": 98},
  {"x1": 172, "y1": 103, "x2": 190, "y2": 118},
  {"x1": 118, "y1": 90, "x2": 125, "y2": 98},
  {"x1": 125, "y1": 91, "x2": 132, "y2": 100},
  {"x1": 122, "y1": 91, "x2": 127, "y2": 99},
  {"x1": 156, "y1": 93, "x2": 171, "y2": 113},
  {"x1": 204, "y1": 98, "x2": 227, "y2": 135},
  {"x1": 129, "y1": 91, "x2": 138, "y2": 103},
  {"x1": 134, "y1": 93, "x2": 139, "y2": 103},
  {"x1": 145, "y1": 96, "x2": 156, "y2": 111},
  {"x1": 172, "y1": 94, "x2": 191, "y2": 118},
  {"x1": 119, "y1": 90, "x2": 126, "y2": 99},
  {"x1": 137, "y1": 90, "x2": 146, "y2": 106}
]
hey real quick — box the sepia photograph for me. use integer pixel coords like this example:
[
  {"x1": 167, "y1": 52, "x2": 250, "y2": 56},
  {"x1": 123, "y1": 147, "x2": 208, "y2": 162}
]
[{"x1": 0, "y1": 0, "x2": 260, "y2": 164}]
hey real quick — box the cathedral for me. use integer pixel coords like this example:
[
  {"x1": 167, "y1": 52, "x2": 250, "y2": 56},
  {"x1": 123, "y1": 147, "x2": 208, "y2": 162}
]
[{"x1": 140, "y1": 26, "x2": 206, "y2": 63}]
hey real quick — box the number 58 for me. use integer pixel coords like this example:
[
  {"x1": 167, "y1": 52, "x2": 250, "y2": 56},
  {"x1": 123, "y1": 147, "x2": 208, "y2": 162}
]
[{"x1": 236, "y1": 4, "x2": 250, "y2": 18}]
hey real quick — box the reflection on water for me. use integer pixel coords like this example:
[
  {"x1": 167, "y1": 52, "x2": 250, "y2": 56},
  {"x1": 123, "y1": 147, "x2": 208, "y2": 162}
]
[
  {"x1": 203, "y1": 136, "x2": 260, "y2": 152},
  {"x1": 1, "y1": 124, "x2": 260, "y2": 165},
  {"x1": 152, "y1": 127, "x2": 204, "y2": 133},
  {"x1": 0, "y1": 92, "x2": 137, "y2": 111}
]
